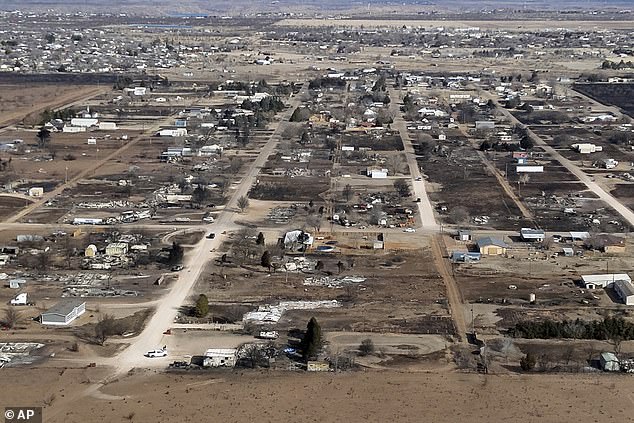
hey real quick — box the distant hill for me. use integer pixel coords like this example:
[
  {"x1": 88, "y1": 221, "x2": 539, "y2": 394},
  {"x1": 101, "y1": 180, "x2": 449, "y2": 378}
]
[{"x1": 0, "y1": 0, "x2": 632, "y2": 14}]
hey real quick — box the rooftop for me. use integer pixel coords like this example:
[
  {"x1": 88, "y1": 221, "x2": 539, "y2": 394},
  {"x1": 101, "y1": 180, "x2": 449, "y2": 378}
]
[
  {"x1": 477, "y1": 237, "x2": 508, "y2": 248},
  {"x1": 43, "y1": 299, "x2": 85, "y2": 316}
]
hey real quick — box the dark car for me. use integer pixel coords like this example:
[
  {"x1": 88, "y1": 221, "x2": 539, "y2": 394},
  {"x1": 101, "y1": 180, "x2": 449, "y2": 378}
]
[{"x1": 206, "y1": 233, "x2": 216, "y2": 239}]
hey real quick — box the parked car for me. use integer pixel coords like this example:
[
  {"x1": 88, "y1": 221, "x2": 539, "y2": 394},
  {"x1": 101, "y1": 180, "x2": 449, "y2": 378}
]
[
  {"x1": 145, "y1": 349, "x2": 168, "y2": 358},
  {"x1": 206, "y1": 233, "x2": 216, "y2": 239},
  {"x1": 403, "y1": 228, "x2": 416, "y2": 233},
  {"x1": 171, "y1": 265, "x2": 184, "y2": 271}
]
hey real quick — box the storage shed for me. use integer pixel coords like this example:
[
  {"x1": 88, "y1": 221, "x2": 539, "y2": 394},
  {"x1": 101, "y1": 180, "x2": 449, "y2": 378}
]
[
  {"x1": 613, "y1": 279, "x2": 634, "y2": 306},
  {"x1": 600, "y1": 352, "x2": 620, "y2": 372},
  {"x1": 520, "y1": 228, "x2": 545, "y2": 242},
  {"x1": 581, "y1": 274, "x2": 631, "y2": 289}
]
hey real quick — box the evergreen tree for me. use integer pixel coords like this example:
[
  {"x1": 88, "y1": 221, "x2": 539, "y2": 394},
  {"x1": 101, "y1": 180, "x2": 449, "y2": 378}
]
[
  {"x1": 194, "y1": 294, "x2": 209, "y2": 318},
  {"x1": 302, "y1": 317, "x2": 322, "y2": 360},
  {"x1": 261, "y1": 250, "x2": 271, "y2": 270}
]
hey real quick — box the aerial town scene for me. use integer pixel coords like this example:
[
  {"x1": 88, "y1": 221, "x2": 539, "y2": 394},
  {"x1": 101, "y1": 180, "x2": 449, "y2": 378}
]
[{"x1": 0, "y1": 0, "x2": 633, "y2": 421}]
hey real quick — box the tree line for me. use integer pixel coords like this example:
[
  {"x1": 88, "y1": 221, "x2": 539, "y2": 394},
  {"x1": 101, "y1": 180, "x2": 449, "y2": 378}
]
[{"x1": 510, "y1": 316, "x2": 634, "y2": 341}]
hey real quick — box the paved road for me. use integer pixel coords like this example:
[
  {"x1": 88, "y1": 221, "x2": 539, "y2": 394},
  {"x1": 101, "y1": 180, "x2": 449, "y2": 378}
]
[
  {"x1": 101, "y1": 83, "x2": 309, "y2": 375},
  {"x1": 482, "y1": 91, "x2": 634, "y2": 228},
  {"x1": 389, "y1": 88, "x2": 439, "y2": 230}
]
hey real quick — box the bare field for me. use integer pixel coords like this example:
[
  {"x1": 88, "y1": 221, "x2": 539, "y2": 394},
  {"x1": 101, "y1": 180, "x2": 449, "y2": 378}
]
[
  {"x1": 0, "y1": 84, "x2": 104, "y2": 127},
  {"x1": 275, "y1": 18, "x2": 634, "y2": 30},
  {"x1": 3, "y1": 368, "x2": 631, "y2": 423}
]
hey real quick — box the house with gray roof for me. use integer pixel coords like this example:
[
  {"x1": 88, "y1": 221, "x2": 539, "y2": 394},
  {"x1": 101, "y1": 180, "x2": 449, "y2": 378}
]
[{"x1": 40, "y1": 300, "x2": 86, "y2": 326}]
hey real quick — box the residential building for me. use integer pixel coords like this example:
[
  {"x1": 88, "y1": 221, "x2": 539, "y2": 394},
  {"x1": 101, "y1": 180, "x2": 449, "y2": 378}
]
[
  {"x1": 477, "y1": 237, "x2": 508, "y2": 255},
  {"x1": 40, "y1": 300, "x2": 86, "y2": 325}
]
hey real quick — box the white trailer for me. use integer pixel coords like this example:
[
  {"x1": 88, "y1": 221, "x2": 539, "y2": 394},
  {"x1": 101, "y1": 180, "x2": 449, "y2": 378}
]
[
  {"x1": 257, "y1": 331, "x2": 279, "y2": 340},
  {"x1": 10, "y1": 293, "x2": 27, "y2": 305},
  {"x1": 98, "y1": 122, "x2": 117, "y2": 131},
  {"x1": 516, "y1": 165, "x2": 544, "y2": 173},
  {"x1": 73, "y1": 217, "x2": 104, "y2": 225}
]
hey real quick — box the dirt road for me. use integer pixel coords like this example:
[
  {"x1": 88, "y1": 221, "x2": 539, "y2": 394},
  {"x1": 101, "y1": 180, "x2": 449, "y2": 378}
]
[
  {"x1": 101, "y1": 82, "x2": 310, "y2": 375},
  {"x1": 431, "y1": 234, "x2": 467, "y2": 342},
  {"x1": 389, "y1": 88, "x2": 439, "y2": 230}
]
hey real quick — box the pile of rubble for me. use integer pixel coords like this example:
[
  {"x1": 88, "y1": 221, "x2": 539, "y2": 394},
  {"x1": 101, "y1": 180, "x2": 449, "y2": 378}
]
[
  {"x1": 267, "y1": 205, "x2": 297, "y2": 224},
  {"x1": 76, "y1": 200, "x2": 133, "y2": 209},
  {"x1": 0, "y1": 342, "x2": 44, "y2": 367},
  {"x1": 60, "y1": 273, "x2": 138, "y2": 297},
  {"x1": 282, "y1": 257, "x2": 316, "y2": 272},
  {"x1": 243, "y1": 300, "x2": 340, "y2": 323},
  {"x1": 303, "y1": 275, "x2": 366, "y2": 288}
]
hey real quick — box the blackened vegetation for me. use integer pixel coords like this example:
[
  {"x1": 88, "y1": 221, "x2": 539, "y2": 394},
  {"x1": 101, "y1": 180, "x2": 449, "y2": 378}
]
[{"x1": 574, "y1": 83, "x2": 634, "y2": 117}]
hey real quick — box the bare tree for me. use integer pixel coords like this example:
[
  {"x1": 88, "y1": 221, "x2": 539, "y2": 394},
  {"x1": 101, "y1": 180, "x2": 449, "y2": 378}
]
[
  {"x1": 228, "y1": 156, "x2": 243, "y2": 175},
  {"x1": 542, "y1": 236, "x2": 555, "y2": 250},
  {"x1": 94, "y1": 314, "x2": 116, "y2": 346},
  {"x1": 306, "y1": 215, "x2": 322, "y2": 232},
  {"x1": 449, "y1": 206, "x2": 469, "y2": 226},
  {"x1": 342, "y1": 184, "x2": 353, "y2": 202},
  {"x1": 2, "y1": 308, "x2": 23, "y2": 329},
  {"x1": 63, "y1": 236, "x2": 78, "y2": 269},
  {"x1": 369, "y1": 205, "x2": 383, "y2": 225},
  {"x1": 386, "y1": 155, "x2": 403, "y2": 175},
  {"x1": 237, "y1": 196, "x2": 250, "y2": 213}
]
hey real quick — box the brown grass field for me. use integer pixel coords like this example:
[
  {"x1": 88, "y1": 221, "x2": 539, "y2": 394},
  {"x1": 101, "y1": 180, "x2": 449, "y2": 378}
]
[{"x1": 1, "y1": 367, "x2": 633, "y2": 423}]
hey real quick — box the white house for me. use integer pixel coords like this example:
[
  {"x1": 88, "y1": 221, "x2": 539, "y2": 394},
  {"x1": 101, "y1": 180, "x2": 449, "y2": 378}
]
[
  {"x1": 571, "y1": 143, "x2": 602, "y2": 154},
  {"x1": 70, "y1": 118, "x2": 98, "y2": 128},
  {"x1": 367, "y1": 168, "x2": 388, "y2": 179},
  {"x1": 516, "y1": 165, "x2": 544, "y2": 173},
  {"x1": 158, "y1": 128, "x2": 187, "y2": 137}
]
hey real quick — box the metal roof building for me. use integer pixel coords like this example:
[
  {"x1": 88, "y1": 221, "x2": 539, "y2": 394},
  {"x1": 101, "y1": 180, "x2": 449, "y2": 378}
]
[
  {"x1": 613, "y1": 279, "x2": 634, "y2": 306},
  {"x1": 581, "y1": 274, "x2": 631, "y2": 289},
  {"x1": 40, "y1": 300, "x2": 86, "y2": 326}
]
